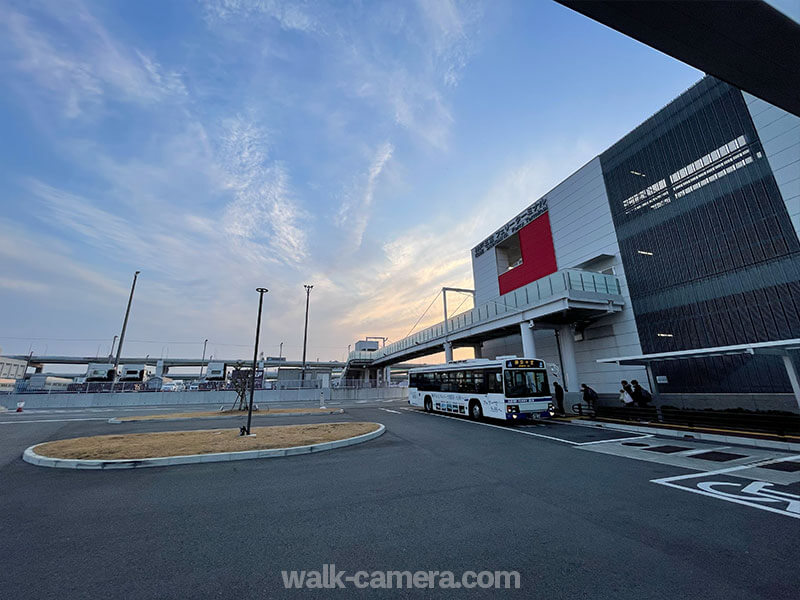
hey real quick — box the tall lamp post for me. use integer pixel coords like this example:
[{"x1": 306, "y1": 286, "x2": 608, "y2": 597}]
[
  {"x1": 200, "y1": 339, "x2": 208, "y2": 379},
  {"x1": 113, "y1": 270, "x2": 140, "y2": 382},
  {"x1": 247, "y1": 287, "x2": 269, "y2": 435},
  {"x1": 301, "y1": 284, "x2": 313, "y2": 382}
]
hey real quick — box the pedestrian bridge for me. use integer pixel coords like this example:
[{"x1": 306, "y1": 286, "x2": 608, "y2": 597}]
[{"x1": 347, "y1": 268, "x2": 625, "y2": 376}]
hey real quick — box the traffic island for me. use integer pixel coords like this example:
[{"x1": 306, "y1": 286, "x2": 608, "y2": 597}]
[
  {"x1": 108, "y1": 407, "x2": 344, "y2": 423},
  {"x1": 23, "y1": 422, "x2": 385, "y2": 469}
]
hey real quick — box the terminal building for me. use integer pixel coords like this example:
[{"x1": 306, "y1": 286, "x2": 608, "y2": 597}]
[
  {"x1": 471, "y1": 76, "x2": 799, "y2": 409},
  {"x1": 351, "y1": 74, "x2": 799, "y2": 412}
]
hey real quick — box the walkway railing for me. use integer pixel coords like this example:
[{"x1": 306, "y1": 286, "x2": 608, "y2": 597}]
[{"x1": 348, "y1": 268, "x2": 621, "y2": 363}]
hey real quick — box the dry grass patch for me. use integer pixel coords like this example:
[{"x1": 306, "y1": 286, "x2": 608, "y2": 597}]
[
  {"x1": 34, "y1": 422, "x2": 379, "y2": 460},
  {"x1": 116, "y1": 407, "x2": 337, "y2": 422}
]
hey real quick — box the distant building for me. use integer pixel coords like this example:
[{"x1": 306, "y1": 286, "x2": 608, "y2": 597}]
[{"x1": 0, "y1": 351, "x2": 27, "y2": 380}]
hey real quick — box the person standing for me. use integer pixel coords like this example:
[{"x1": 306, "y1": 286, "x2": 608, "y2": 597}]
[
  {"x1": 620, "y1": 380, "x2": 635, "y2": 407},
  {"x1": 581, "y1": 383, "x2": 598, "y2": 413},
  {"x1": 631, "y1": 380, "x2": 652, "y2": 407},
  {"x1": 553, "y1": 380, "x2": 565, "y2": 416}
]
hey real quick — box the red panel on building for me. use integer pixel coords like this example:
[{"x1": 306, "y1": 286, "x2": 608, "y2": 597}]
[{"x1": 497, "y1": 212, "x2": 558, "y2": 295}]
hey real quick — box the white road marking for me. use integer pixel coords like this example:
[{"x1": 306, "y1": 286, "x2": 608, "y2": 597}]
[
  {"x1": 651, "y1": 454, "x2": 800, "y2": 520},
  {"x1": 681, "y1": 446, "x2": 731, "y2": 457},
  {"x1": 379, "y1": 408, "x2": 402, "y2": 414},
  {"x1": 655, "y1": 480, "x2": 800, "y2": 520},
  {"x1": 575, "y1": 434, "x2": 653, "y2": 446},
  {"x1": 651, "y1": 454, "x2": 800, "y2": 483},
  {"x1": 0, "y1": 417, "x2": 111, "y2": 424},
  {"x1": 410, "y1": 410, "x2": 581, "y2": 445}
]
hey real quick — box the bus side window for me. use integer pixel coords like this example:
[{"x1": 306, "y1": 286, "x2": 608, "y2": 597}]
[
  {"x1": 486, "y1": 369, "x2": 502, "y2": 393},
  {"x1": 424, "y1": 372, "x2": 435, "y2": 391},
  {"x1": 455, "y1": 370, "x2": 465, "y2": 392},
  {"x1": 463, "y1": 371, "x2": 474, "y2": 393},
  {"x1": 444, "y1": 371, "x2": 455, "y2": 392},
  {"x1": 473, "y1": 370, "x2": 485, "y2": 394}
]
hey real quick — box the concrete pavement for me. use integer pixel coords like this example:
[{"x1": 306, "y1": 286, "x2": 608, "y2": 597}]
[{"x1": 1, "y1": 401, "x2": 798, "y2": 599}]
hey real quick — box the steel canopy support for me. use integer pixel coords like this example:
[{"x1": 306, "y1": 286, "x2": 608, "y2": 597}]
[{"x1": 781, "y1": 354, "x2": 800, "y2": 412}]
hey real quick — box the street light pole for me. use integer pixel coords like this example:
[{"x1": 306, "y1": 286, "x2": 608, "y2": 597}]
[
  {"x1": 113, "y1": 271, "x2": 140, "y2": 381},
  {"x1": 278, "y1": 342, "x2": 283, "y2": 360},
  {"x1": 247, "y1": 287, "x2": 269, "y2": 435},
  {"x1": 301, "y1": 284, "x2": 313, "y2": 382},
  {"x1": 200, "y1": 339, "x2": 208, "y2": 379}
]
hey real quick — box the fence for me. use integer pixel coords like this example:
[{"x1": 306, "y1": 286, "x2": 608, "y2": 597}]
[
  {"x1": 588, "y1": 404, "x2": 800, "y2": 438},
  {"x1": 0, "y1": 386, "x2": 408, "y2": 410}
]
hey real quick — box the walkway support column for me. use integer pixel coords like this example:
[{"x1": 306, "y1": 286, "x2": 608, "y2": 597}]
[
  {"x1": 520, "y1": 322, "x2": 536, "y2": 358},
  {"x1": 474, "y1": 344, "x2": 483, "y2": 359},
  {"x1": 383, "y1": 366, "x2": 391, "y2": 386},
  {"x1": 782, "y1": 354, "x2": 800, "y2": 412},
  {"x1": 645, "y1": 364, "x2": 659, "y2": 398},
  {"x1": 444, "y1": 341, "x2": 453, "y2": 363},
  {"x1": 558, "y1": 325, "x2": 579, "y2": 393}
]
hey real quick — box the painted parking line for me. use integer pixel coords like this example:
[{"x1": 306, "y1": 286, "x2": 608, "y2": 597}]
[
  {"x1": 651, "y1": 455, "x2": 800, "y2": 520},
  {"x1": 379, "y1": 408, "x2": 402, "y2": 414},
  {"x1": 404, "y1": 408, "x2": 582, "y2": 445},
  {"x1": 574, "y1": 434, "x2": 653, "y2": 446},
  {"x1": 681, "y1": 446, "x2": 731, "y2": 456}
]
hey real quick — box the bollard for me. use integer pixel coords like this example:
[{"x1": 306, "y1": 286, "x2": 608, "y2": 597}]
[{"x1": 319, "y1": 390, "x2": 326, "y2": 409}]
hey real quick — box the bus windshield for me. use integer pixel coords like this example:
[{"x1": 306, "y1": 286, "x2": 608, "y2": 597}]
[{"x1": 504, "y1": 369, "x2": 549, "y2": 398}]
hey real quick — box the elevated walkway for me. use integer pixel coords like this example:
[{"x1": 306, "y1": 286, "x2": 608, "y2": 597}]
[{"x1": 348, "y1": 268, "x2": 625, "y2": 369}]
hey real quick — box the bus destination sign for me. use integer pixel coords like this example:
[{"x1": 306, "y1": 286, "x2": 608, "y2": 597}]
[{"x1": 506, "y1": 359, "x2": 545, "y2": 369}]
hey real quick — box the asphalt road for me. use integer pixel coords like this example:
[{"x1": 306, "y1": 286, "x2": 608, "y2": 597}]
[{"x1": 1, "y1": 402, "x2": 798, "y2": 599}]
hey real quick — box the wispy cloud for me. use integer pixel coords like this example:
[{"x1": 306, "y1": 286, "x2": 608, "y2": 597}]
[
  {"x1": 0, "y1": 277, "x2": 49, "y2": 294},
  {"x1": 200, "y1": 0, "x2": 484, "y2": 150},
  {"x1": 0, "y1": 0, "x2": 494, "y2": 360},
  {"x1": 0, "y1": 0, "x2": 186, "y2": 118},
  {"x1": 416, "y1": 0, "x2": 482, "y2": 87},
  {"x1": 200, "y1": 0, "x2": 320, "y2": 33},
  {"x1": 336, "y1": 142, "x2": 394, "y2": 250},
  {"x1": 219, "y1": 117, "x2": 308, "y2": 264}
]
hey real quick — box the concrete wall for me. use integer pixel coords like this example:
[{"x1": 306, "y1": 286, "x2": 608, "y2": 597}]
[
  {"x1": 744, "y1": 92, "x2": 800, "y2": 241},
  {"x1": 475, "y1": 158, "x2": 646, "y2": 395},
  {"x1": 547, "y1": 157, "x2": 646, "y2": 394},
  {"x1": 0, "y1": 387, "x2": 408, "y2": 410},
  {"x1": 471, "y1": 245, "x2": 500, "y2": 306}
]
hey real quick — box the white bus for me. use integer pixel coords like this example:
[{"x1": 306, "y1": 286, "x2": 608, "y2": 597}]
[{"x1": 408, "y1": 357, "x2": 553, "y2": 421}]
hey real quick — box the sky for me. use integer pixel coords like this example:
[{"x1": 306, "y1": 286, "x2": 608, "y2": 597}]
[{"x1": 0, "y1": 0, "x2": 710, "y2": 364}]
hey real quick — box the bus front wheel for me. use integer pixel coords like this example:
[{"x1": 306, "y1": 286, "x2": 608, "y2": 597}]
[
  {"x1": 469, "y1": 400, "x2": 483, "y2": 420},
  {"x1": 424, "y1": 396, "x2": 433, "y2": 413}
]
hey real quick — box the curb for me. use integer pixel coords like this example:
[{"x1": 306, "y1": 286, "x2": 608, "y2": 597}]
[
  {"x1": 108, "y1": 409, "x2": 345, "y2": 424},
  {"x1": 570, "y1": 419, "x2": 800, "y2": 452},
  {"x1": 23, "y1": 423, "x2": 385, "y2": 470}
]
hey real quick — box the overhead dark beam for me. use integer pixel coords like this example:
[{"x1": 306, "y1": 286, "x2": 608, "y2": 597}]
[{"x1": 557, "y1": 0, "x2": 800, "y2": 117}]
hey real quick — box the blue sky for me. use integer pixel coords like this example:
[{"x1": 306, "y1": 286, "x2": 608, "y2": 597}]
[{"x1": 0, "y1": 0, "x2": 708, "y2": 362}]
